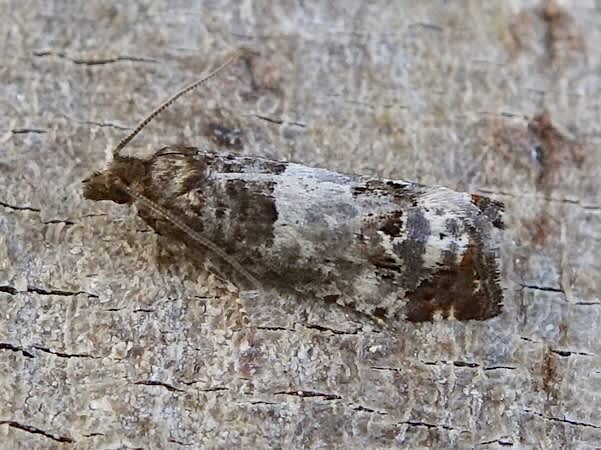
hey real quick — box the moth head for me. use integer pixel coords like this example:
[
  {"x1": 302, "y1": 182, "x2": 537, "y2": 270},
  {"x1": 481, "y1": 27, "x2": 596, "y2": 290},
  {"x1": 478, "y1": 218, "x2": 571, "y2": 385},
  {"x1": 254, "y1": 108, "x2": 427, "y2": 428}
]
[
  {"x1": 83, "y1": 49, "x2": 249, "y2": 205},
  {"x1": 80, "y1": 49, "x2": 262, "y2": 291},
  {"x1": 82, "y1": 156, "x2": 147, "y2": 204}
]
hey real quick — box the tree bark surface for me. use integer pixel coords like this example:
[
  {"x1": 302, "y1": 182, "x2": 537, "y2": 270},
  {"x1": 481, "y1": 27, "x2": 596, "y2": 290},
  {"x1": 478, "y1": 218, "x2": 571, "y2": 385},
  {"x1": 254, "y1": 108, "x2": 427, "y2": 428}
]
[{"x1": 1, "y1": 1, "x2": 600, "y2": 448}]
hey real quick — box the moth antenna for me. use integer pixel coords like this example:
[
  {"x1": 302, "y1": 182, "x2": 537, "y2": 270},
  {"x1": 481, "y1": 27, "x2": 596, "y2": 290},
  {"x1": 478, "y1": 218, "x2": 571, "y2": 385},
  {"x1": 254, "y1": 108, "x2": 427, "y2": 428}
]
[
  {"x1": 114, "y1": 179, "x2": 262, "y2": 291},
  {"x1": 112, "y1": 49, "x2": 248, "y2": 157}
]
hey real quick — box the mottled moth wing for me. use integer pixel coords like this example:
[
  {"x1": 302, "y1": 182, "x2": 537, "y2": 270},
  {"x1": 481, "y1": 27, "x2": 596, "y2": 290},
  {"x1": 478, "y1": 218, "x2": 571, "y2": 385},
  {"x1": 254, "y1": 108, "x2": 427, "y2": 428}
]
[{"x1": 84, "y1": 145, "x2": 503, "y2": 322}]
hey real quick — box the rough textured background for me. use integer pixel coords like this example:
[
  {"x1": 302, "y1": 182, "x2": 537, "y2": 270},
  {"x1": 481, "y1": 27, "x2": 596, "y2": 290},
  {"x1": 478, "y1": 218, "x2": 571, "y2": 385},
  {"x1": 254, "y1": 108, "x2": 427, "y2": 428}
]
[{"x1": 1, "y1": 1, "x2": 600, "y2": 448}]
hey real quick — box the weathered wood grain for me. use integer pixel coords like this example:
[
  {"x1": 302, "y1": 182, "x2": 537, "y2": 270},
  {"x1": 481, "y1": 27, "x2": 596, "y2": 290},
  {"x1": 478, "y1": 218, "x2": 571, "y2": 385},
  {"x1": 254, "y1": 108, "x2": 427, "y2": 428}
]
[{"x1": 1, "y1": 1, "x2": 600, "y2": 448}]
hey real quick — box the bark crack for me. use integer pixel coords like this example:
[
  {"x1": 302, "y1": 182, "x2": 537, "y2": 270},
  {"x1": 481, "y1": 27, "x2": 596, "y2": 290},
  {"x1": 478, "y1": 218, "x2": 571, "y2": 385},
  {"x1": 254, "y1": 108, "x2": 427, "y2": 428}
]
[
  {"x1": 0, "y1": 200, "x2": 40, "y2": 212},
  {"x1": 0, "y1": 420, "x2": 74, "y2": 443},
  {"x1": 419, "y1": 360, "x2": 482, "y2": 369},
  {"x1": 1, "y1": 284, "x2": 98, "y2": 298},
  {"x1": 399, "y1": 420, "x2": 464, "y2": 432},
  {"x1": 351, "y1": 404, "x2": 388, "y2": 415},
  {"x1": 0, "y1": 285, "x2": 18, "y2": 295},
  {"x1": 179, "y1": 380, "x2": 229, "y2": 392},
  {"x1": 169, "y1": 438, "x2": 193, "y2": 446},
  {"x1": 59, "y1": 111, "x2": 132, "y2": 131},
  {"x1": 237, "y1": 400, "x2": 278, "y2": 406},
  {"x1": 10, "y1": 128, "x2": 47, "y2": 134},
  {"x1": 42, "y1": 219, "x2": 75, "y2": 226},
  {"x1": 0, "y1": 343, "x2": 34, "y2": 358},
  {"x1": 574, "y1": 301, "x2": 601, "y2": 306},
  {"x1": 519, "y1": 283, "x2": 564, "y2": 293},
  {"x1": 248, "y1": 113, "x2": 307, "y2": 128},
  {"x1": 303, "y1": 323, "x2": 362, "y2": 335},
  {"x1": 134, "y1": 380, "x2": 185, "y2": 393},
  {"x1": 33, "y1": 50, "x2": 158, "y2": 65},
  {"x1": 255, "y1": 322, "x2": 363, "y2": 335},
  {"x1": 27, "y1": 286, "x2": 98, "y2": 298},
  {"x1": 255, "y1": 325, "x2": 293, "y2": 332},
  {"x1": 83, "y1": 432, "x2": 105, "y2": 438},
  {"x1": 523, "y1": 409, "x2": 601, "y2": 429},
  {"x1": 452, "y1": 361, "x2": 479, "y2": 368},
  {"x1": 549, "y1": 348, "x2": 593, "y2": 357},
  {"x1": 370, "y1": 366, "x2": 402, "y2": 372},
  {"x1": 274, "y1": 390, "x2": 341, "y2": 400},
  {"x1": 33, "y1": 345, "x2": 98, "y2": 359},
  {"x1": 477, "y1": 437, "x2": 514, "y2": 446}
]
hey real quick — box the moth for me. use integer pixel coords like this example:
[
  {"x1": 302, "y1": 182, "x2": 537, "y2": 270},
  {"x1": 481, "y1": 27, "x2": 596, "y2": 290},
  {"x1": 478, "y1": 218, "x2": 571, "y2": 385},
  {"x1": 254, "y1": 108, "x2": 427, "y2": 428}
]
[{"x1": 83, "y1": 50, "x2": 504, "y2": 323}]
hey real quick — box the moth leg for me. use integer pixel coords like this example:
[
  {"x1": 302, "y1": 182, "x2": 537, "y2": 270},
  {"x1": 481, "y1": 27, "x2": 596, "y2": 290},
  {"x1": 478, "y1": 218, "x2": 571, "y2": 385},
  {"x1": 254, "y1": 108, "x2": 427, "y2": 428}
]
[
  {"x1": 342, "y1": 297, "x2": 389, "y2": 328},
  {"x1": 309, "y1": 295, "x2": 386, "y2": 330},
  {"x1": 234, "y1": 294, "x2": 249, "y2": 328},
  {"x1": 362, "y1": 312, "x2": 386, "y2": 328},
  {"x1": 344, "y1": 306, "x2": 386, "y2": 329},
  {"x1": 221, "y1": 291, "x2": 249, "y2": 330},
  {"x1": 235, "y1": 290, "x2": 260, "y2": 328}
]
